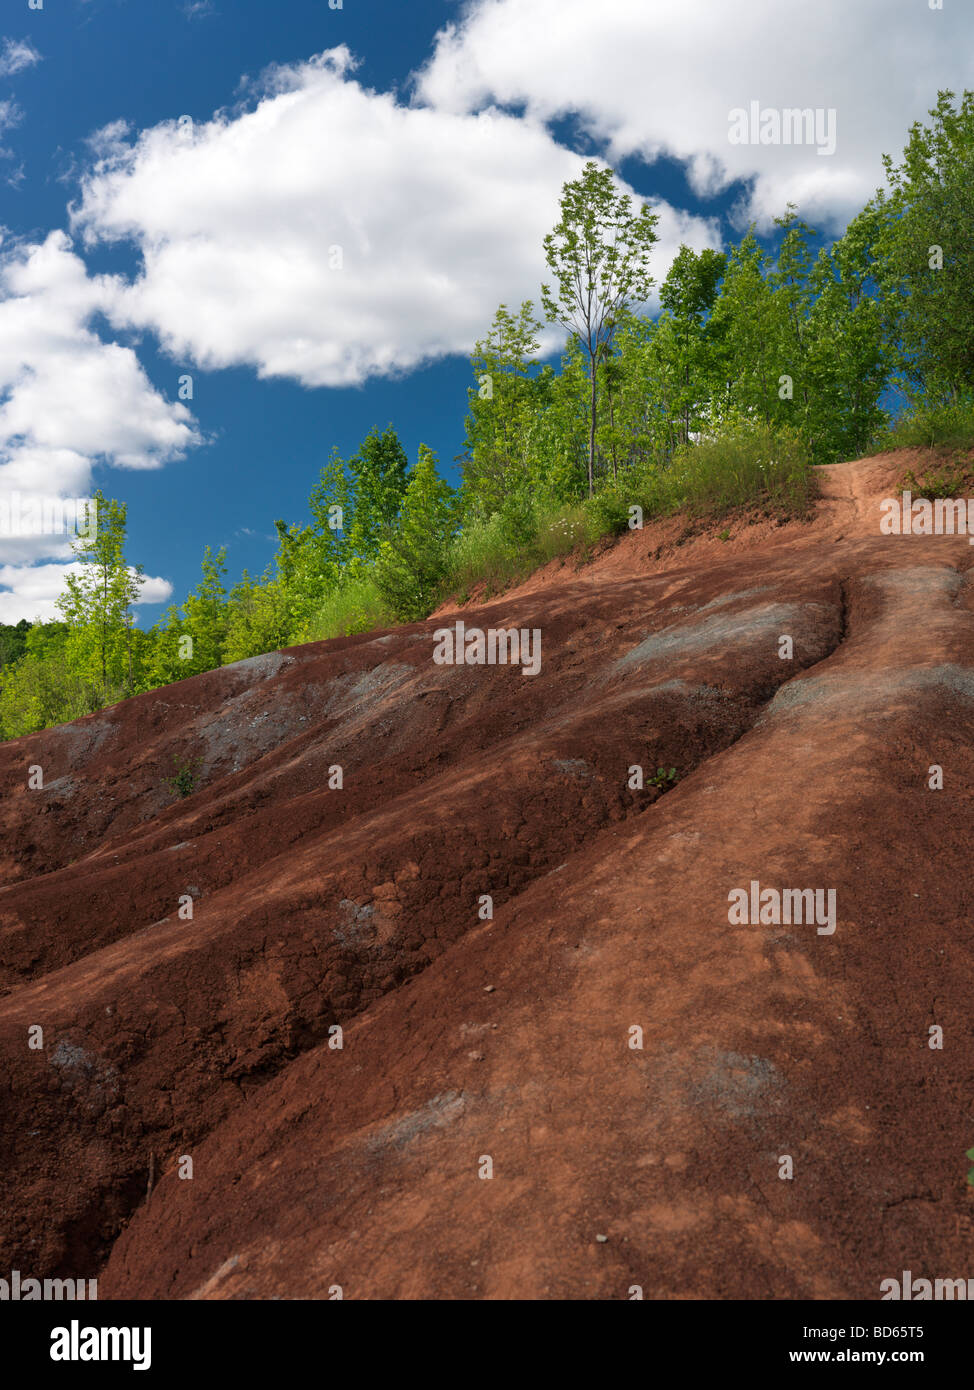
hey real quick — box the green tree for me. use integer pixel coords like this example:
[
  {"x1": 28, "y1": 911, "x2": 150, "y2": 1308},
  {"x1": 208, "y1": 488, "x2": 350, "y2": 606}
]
[
  {"x1": 542, "y1": 161, "x2": 659, "y2": 495},
  {"x1": 522, "y1": 341, "x2": 589, "y2": 503},
  {"x1": 765, "y1": 207, "x2": 819, "y2": 443},
  {"x1": 307, "y1": 446, "x2": 355, "y2": 579},
  {"x1": 56, "y1": 490, "x2": 145, "y2": 694},
  {"x1": 801, "y1": 209, "x2": 889, "y2": 462},
  {"x1": 869, "y1": 90, "x2": 974, "y2": 401},
  {"x1": 274, "y1": 427, "x2": 411, "y2": 641},
  {"x1": 707, "y1": 232, "x2": 783, "y2": 429},
  {"x1": 345, "y1": 424, "x2": 411, "y2": 560},
  {"x1": 373, "y1": 445, "x2": 457, "y2": 621},
  {"x1": 0, "y1": 621, "x2": 106, "y2": 738},
  {"x1": 461, "y1": 301, "x2": 544, "y2": 517},
  {"x1": 222, "y1": 568, "x2": 291, "y2": 664},
  {"x1": 148, "y1": 545, "x2": 230, "y2": 684},
  {"x1": 657, "y1": 246, "x2": 727, "y2": 447},
  {"x1": 0, "y1": 619, "x2": 31, "y2": 672},
  {"x1": 604, "y1": 313, "x2": 671, "y2": 470}
]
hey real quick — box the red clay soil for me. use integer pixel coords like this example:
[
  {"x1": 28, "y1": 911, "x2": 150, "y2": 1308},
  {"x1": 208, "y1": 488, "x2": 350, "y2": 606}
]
[{"x1": 0, "y1": 450, "x2": 972, "y2": 1299}]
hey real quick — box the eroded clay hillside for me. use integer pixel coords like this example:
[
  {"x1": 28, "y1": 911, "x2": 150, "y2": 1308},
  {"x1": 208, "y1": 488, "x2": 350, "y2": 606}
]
[{"x1": 1, "y1": 451, "x2": 972, "y2": 1298}]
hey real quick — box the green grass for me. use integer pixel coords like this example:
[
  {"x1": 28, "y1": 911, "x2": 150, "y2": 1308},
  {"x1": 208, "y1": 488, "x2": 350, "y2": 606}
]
[
  {"x1": 443, "y1": 497, "x2": 600, "y2": 600},
  {"x1": 442, "y1": 458, "x2": 686, "y2": 605},
  {"x1": 301, "y1": 574, "x2": 397, "y2": 641},
  {"x1": 439, "y1": 426, "x2": 813, "y2": 610},
  {"x1": 667, "y1": 424, "x2": 814, "y2": 517},
  {"x1": 444, "y1": 510, "x2": 537, "y2": 597},
  {"x1": 879, "y1": 397, "x2": 974, "y2": 452},
  {"x1": 876, "y1": 399, "x2": 974, "y2": 498}
]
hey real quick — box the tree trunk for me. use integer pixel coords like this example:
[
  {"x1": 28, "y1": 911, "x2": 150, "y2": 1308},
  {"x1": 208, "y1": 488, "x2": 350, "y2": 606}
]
[
  {"x1": 101, "y1": 566, "x2": 108, "y2": 690},
  {"x1": 588, "y1": 358, "x2": 597, "y2": 497}
]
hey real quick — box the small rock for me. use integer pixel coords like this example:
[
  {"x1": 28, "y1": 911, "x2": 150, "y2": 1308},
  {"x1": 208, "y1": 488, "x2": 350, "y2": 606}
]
[
  {"x1": 596, "y1": 1234, "x2": 608, "y2": 1243},
  {"x1": 484, "y1": 985, "x2": 495, "y2": 993}
]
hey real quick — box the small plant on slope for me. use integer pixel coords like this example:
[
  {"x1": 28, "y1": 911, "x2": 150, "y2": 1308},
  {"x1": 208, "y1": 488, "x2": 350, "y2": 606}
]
[{"x1": 166, "y1": 755, "x2": 202, "y2": 799}]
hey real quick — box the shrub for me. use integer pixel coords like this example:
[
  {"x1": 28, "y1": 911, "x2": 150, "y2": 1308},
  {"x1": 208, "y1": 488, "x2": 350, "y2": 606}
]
[
  {"x1": 302, "y1": 575, "x2": 396, "y2": 641},
  {"x1": 900, "y1": 460, "x2": 973, "y2": 499},
  {"x1": 583, "y1": 485, "x2": 634, "y2": 536},
  {"x1": 669, "y1": 423, "x2": 814, "y2": 517},
  {"x1": 165, "y1": 755, "x2": 202, "y2": 799}
]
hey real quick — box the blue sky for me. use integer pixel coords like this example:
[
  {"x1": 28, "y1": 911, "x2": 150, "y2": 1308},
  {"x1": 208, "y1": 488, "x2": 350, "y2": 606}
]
[{"x1": 0, "y1": 0, "x2": 971, "y2": 622}]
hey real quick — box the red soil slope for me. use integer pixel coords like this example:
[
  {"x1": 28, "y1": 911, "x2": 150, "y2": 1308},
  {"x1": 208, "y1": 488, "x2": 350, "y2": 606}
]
[{"x1": 1, "y1": 451, "x2": 972, "y2": 1299}]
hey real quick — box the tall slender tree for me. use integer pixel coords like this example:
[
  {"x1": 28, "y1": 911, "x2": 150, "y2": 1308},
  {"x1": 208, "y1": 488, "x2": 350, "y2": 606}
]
[
  {"x1": 542, "y1": 162, "x2": 659, "y2": 495},
  {"x1": 56, "y1": 490, "x2": 145, "y2": 693}
]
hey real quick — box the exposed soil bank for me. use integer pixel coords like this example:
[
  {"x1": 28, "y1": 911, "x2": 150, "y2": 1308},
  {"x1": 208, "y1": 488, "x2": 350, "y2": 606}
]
[{"x1": 1, "y1": 451, "x2": 972, "y2": 1298}]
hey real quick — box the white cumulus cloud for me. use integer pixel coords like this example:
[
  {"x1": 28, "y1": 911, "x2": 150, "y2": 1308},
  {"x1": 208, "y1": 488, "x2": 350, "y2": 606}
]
[
  {"x1": 71, "y1": 48, "x2": 720, "y2": 388},
  {"x1": 414, "y1": 0, "x2": 974, "y2": 229},
  {"x1": 0, "y1": 562, "x2": 171, "y2": 624},
  {"x1": 0, "y1": 231, "x2": 200, "y2": 620}
]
